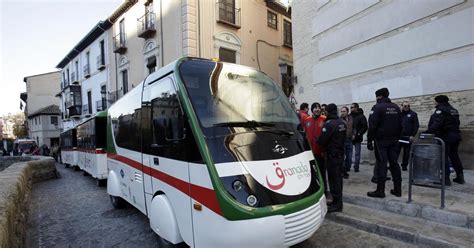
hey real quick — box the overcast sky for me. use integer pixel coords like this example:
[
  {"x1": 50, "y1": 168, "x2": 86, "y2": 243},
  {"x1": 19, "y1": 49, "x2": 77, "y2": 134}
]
[{"x1": 0, "y1": 0, "x2": 121, "y2": 116}]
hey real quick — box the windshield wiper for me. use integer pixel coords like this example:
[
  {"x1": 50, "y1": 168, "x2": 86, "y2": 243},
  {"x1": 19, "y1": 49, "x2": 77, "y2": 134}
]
[
  {"x1": 258, "y1": 127, "x2": 294, "y2": 136},
  {"x1": 213, "y1": 121, "x2": 294, "y2": 136},
  {"x1": 213, "y1": 120, "x2": 275, "y2": 128}
]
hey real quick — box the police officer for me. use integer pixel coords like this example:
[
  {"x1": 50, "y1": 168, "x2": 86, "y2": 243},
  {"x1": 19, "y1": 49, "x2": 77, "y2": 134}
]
[
  {"x1": 318, "y1": 103, "x2": 347, "y2": 212},
  {"x1": 367, "y1": 88, "x2": 403, "y2": 198},
  {"x1": 399, "y1": 102, "x2": 419, "y2": 171},
  {"x1": 426, "y1": 95, "x2": 465, "y2": 185}
]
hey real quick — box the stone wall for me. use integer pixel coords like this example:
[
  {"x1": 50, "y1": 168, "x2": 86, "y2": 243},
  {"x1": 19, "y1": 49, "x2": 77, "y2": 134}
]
[
  {"x1": 356, "y1": 89, "x2": 474, "y2": 169},
  {"x1": 0, "y1": 157, "x2": 57, "y2": 248}
]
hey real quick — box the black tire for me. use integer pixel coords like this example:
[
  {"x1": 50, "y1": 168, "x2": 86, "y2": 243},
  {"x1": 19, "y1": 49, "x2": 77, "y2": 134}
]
[
  {"x1": 157, "y1": 235, "x2": 180, "y2": 248},
  {"x1": 83, "y1": 171, "x2": 88, "y2": 176},
  {"x1": 65, "y1": 163, "x2": 69, "y2": 168},
  {"x1": 74, "y1": 166, "x2": 80, "y2": 171},
  {"x1": 110, "y1": 195, "x2": 125, "y2": 209},
  {"x1": 97, "y1": 179, "x2": 106, "y2": 187}
]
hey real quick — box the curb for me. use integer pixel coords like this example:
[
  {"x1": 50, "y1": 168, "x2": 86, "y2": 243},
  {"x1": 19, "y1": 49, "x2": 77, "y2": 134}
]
[
  {"x1": 327, "y1": 212, "x2": 459, "y2": 248},
  {"x1": 343, "y1": 194, "x2": 474, "y2": 229}
]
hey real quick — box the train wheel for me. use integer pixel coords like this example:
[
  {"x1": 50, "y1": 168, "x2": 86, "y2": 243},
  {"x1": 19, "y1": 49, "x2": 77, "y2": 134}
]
[{"x1": 110, "y1": 195, "x2": 125, "y2": 209}]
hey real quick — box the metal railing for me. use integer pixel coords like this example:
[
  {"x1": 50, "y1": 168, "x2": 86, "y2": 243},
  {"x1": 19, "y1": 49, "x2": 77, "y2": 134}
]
[
  {"x1": 96, "y1": 55, "x2": 105, "y2": 70},
  {"x1": 82, "y1": 104, "x2": 89, "y2": 114},
  {"x1": 113, "y1": 33, "x2": 127, "y2": 53},
  {"x1": 216, "y1": 0, "x2": 241, "y2": 27},
  {"x1": 108, "y1": 90, "x2": 123, "y2": 105},
  {"x1": 137, "y1": 11, "x2": 156, "y2": 38},
  {"x1": 71, "y1": 72, "x2": 77, "y2": 83},
  {"x1": 96, "y1": 99, "x2": 108, "y2": 111},
  {"x1": 83, "y1": 64, "x2": 90, "y2": 77}
]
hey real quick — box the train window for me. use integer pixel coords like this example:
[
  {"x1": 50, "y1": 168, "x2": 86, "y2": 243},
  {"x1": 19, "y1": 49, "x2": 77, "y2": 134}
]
[
  {"x1": 150, "y1": 79, "x2": 186, "y2": 160},
  {"x1": 110, "y1": 86, "x2": 142, "y2": 152}
]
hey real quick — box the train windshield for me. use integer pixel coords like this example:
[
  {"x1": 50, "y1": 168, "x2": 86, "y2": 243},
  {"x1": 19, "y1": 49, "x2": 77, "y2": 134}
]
[
  {"x1": 179, "y1": 60, "x2": 320, "y2": 208},
  {"x1": 179, "y1": 60, "x2": 299, "y2": 133}
]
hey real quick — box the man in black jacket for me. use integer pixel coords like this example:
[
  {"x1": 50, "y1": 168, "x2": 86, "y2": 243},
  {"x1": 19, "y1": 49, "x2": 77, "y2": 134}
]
[
  {"x1": 426, "y1": 95, "x2": 465, "y2": 185},
  {"x1": 318, "y1": 103, "x2": 347, "y2": 212},
  {"x1": 350, "y1": 103, "x2": 368, "y2": 172},
  {"x1": 399, "y1": 102, "x2": 419, "y2": 171},
  {"x1": 367, "y1": 88, "x2": 403, "y2": 198}
]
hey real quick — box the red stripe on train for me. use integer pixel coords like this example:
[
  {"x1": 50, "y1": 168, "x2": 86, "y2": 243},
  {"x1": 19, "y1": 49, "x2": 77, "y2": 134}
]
[{"x1": 107, "y1": 153, "x2": 223, "y2": 216}]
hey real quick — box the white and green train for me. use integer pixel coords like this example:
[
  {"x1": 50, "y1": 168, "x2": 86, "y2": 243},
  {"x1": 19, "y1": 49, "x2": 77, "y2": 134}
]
[{"x1": 106, "y1": 57, "x2": 327, "y2": 247}]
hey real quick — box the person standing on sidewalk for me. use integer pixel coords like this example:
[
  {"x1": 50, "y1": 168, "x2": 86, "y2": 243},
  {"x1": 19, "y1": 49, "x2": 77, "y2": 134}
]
[
  {"x1": 367, "y1": 88, "x2": 403, "y2": 198},
  {"x1": 304, "y1": 103, "x2": 330, "y2": 199},
  {"x1": 426, "y1": 95, "x2": 465, "y2": 185},
  {"x1": 318, "y1": 103, "x2": 347, "y2": 212},
  {"x1": 298, "y1": 102, "x2": 310, "y2": 131},
  {"x1": 399, "y1": 102, "x2": 419, "y2": 171},
  {"x1": 340, "y1": 106, "x2": 353, "y2": 178},
  {"x1": 350, "y1": 103, "x2": 368, "y2": 172}
]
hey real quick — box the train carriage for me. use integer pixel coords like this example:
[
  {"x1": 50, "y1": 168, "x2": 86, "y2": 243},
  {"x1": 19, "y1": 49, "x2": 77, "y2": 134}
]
[
  {"x1": 106, "y1": 57, "x2": 327, "y2": 247},
  {"x1": 60, "y1": 128, "x2": 77, "y2": 168},
  {"x1": 76, "y1": 111, "x2": 107, "y2": 186}
]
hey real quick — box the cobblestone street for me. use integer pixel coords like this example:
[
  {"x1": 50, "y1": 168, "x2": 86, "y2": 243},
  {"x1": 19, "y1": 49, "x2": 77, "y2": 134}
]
[
  {"x1": 25, "y1": 163, "x2": 411, "y2": 247},
  {"x1": 26, "y1": 163, "x2": 159, "y2": 247}
]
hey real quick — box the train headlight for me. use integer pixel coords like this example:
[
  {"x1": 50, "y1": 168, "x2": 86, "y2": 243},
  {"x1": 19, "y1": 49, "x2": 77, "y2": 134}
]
[
  {"x1": 232, "y1": 180, "x2": 243, "y2": 192},
  {"x1": 247, "y1": 195, "x2": 258, "y2": 207}
]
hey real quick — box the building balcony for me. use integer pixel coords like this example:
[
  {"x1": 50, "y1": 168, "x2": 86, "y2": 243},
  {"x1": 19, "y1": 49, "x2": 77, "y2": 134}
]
[
  {"x1": 108, "y1": 90, "x2": 123, "y2": 105},
  {"x1": 216, "y1": 0, "x2": 241, "y2": 29},
  {"x1": 137, "y1": 12, "x2": 156, "y2": 39},
  {"x1": 113, "y1": 33, "x2": 127, "y2": 54},
  {"x1": 61, "y1": 80, "x2": 69, "y2": 90},
  {"x1": 97, "y1": 55, "x2": 105, "y2": 71},
  {"x1": 82, "y1": 104, "x2": 91, "y2": 116},
  {"x1": 71, "y1": 72, "x2": 79, "y2": 84},
  {"x1": 66, "y1": 105, "x2": 82, "y2": 118},
  {"x1": 96, "y1": 99, "x2": 108, "y2": 111},
  {"x1": 83, "y1": 64, "x2": 90, "y2": 78}
]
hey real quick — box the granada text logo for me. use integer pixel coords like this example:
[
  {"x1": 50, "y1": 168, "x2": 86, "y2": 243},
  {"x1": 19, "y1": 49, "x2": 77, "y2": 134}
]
[{"x1": 265, "y1": 161, "x2": 310, "y2": 190}]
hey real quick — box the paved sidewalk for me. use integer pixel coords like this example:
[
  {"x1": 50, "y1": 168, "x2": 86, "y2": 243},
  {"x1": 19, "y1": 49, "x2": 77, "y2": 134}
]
[{"x1": 342, "y1": 162, "x2": 474, "y2": 216}]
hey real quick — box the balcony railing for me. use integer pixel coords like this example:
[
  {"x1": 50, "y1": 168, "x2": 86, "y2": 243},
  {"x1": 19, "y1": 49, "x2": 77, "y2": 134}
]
[
  {"x1": 96, "y1": 99, "x2": 108, "y2": 111},
  {"x1": 82, "y1": 104, "x2": 89, "y2": 115},
  {"x1": 68, "y1": 106, "x2": 82, "y2": 117},
  {"x1": 61, "y1": 80, "x2": 68, "y2": 90},
  {"x1": 108, "y1": 90, "x2": 123, "y2": 105},
  {"x1": 96, "y1": 55, "x2": 105, "y2": 71},
  {"x1": 83, "y1": 64, "x2": 90, "y2": 78},
  {"x1": 113, "y1": 33, "x2": 127, "y2": 54},
  {"x1": 71, "y1": 72, "x2": 79, "y2": 84},
  {"x1": 216, "y1": 0, "x2": 241, "y2": 28},
  {"x1": 137, "y1": 12, "x2": 156, "y2": 38}
]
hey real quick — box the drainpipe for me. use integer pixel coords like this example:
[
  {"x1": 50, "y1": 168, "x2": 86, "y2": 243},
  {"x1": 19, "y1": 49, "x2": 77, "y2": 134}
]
[
  {"x1": 160, "y1": 0, "x2": 164, "y2": 67},
  {"x1": 197, "y1": 0, "x2": 201, "y2": 57},
  {"x1": 114, "y1": 53, "x2": 119, "y2": 102}
]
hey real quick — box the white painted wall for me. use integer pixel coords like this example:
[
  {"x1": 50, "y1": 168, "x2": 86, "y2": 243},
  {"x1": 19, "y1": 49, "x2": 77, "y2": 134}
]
[{"x1": 293, "y1": 0, "x2": 474, "y2": 106}]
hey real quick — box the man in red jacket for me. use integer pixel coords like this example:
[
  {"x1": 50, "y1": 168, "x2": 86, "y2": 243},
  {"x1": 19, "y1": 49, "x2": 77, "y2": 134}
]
[
  {"x1": 298, "y1": 102, "x2": 309, "y2": 131},
  {"x1": 304, "y1": 102, "x2": 329, "y2": 198}
]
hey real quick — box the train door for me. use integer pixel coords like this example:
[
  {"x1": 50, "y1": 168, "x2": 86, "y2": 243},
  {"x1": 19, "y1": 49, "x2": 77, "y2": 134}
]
[{"x1": 142, "y1": 76, "x2": 194, "y2": 244}]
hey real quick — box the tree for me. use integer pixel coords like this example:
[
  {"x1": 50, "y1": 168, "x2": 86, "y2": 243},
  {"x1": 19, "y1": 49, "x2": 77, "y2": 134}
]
[{"x1": 4, "y1": 112, "x2": 27, "y2": 138}]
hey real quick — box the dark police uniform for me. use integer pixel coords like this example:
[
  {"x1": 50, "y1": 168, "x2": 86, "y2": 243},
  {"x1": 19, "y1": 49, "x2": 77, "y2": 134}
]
[
  {"x1": 426, "y1": 102, "x2": 464, "y2": 183},
  {"x1": 367, "y1": 98, "x2": 402, "y2": 197},
  {"x1": 400, "y1": 109, "x2": 419, "y2": 170},
  {"x1": 318, "y1": 113, "x2": 346, "y2": 211}
]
